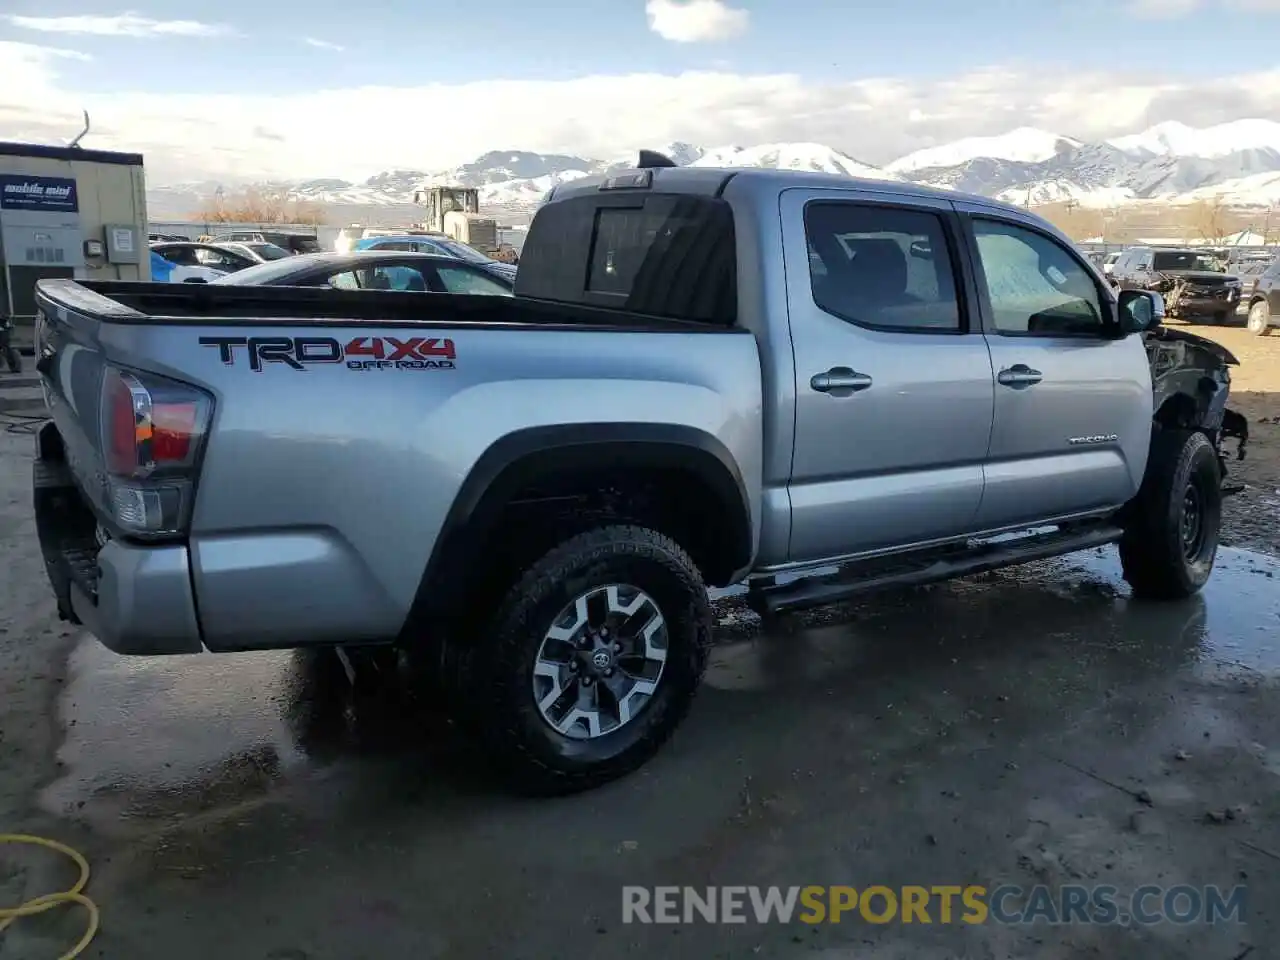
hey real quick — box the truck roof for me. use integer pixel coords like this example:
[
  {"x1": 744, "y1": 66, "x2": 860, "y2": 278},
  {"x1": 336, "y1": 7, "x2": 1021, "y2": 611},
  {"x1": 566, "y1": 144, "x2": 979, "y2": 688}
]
[{"x1": 548, "y1": 163, "x2": 1031, "y2": 215}]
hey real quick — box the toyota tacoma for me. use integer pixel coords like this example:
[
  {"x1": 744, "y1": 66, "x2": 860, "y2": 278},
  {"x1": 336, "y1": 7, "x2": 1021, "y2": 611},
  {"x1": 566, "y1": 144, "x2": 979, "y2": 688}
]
[{"x1": 31, "y1": 154, "x2": 1249, "y2": 792}]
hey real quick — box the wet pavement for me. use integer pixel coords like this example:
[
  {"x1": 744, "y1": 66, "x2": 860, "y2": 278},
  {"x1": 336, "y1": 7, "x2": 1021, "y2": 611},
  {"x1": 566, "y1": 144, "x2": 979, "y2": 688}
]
[{"x1": 5, "y1": 544, "x2": 1277, "y2": 959}]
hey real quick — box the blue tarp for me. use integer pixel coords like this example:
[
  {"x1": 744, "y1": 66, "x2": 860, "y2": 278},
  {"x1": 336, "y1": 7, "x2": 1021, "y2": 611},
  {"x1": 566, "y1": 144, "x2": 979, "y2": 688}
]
[{"x1": 149, "y1": 249, "x2": 175, "y2": 282}]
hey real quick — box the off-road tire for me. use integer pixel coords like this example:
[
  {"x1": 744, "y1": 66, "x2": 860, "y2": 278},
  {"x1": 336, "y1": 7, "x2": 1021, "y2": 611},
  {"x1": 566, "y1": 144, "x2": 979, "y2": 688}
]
[
  {"x1": 465, "y1": 524, "x2": 711, "y2": 795},
  {"x1": 1119, "y1": 429, "x2": 1221, "y2": 600},
  {"x1": 1247, "y1": 300, "x2": 1271, "y2": 336}
]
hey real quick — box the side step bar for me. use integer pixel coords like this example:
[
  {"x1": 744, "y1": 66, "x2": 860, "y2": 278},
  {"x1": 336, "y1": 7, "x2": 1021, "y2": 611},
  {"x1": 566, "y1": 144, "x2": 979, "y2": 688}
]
[{"x1": 747, "y1": 524, "x2": 1124, "y2": 617}]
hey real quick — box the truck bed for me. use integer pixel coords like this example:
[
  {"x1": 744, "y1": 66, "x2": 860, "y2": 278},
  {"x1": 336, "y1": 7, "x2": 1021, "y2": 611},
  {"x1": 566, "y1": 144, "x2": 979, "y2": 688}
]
[
  {"x1": 31, "y1": 276, "x2": 763, "y2": 654},
  {"x1": 43, "y1": 279, "x2": 733, "y2": 333}
]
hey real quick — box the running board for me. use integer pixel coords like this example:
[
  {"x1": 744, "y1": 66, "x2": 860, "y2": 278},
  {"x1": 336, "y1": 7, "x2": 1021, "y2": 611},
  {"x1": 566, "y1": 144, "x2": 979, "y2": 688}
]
[{"x1": 747, "y1": 524, "x2": 1124, "y2": 617}]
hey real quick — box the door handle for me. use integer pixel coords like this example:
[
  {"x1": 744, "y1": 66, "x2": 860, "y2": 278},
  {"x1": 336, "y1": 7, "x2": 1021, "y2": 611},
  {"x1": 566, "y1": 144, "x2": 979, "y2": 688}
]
[
  {"x1": 810, "y1": 367, "x2": 873, "y2": 395},
  {"x1": 997, "y1": 364, "x2": 1043, "y2": 388}
]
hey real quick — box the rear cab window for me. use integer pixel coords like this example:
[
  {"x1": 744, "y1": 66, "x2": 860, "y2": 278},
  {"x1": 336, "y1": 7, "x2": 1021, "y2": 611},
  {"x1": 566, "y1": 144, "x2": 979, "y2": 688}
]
[
  {"x1": 803, "y1": 202, "x2": 962, "y2": 332},
  {"x1": 516, "y1": 193, "x2": 736, "y2": 325}
]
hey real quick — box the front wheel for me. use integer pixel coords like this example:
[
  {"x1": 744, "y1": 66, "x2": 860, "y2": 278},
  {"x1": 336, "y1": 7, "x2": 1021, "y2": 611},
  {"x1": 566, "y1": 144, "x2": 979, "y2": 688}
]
[
  {"x1": 1119, "y1": 429, "x2": 1222, "y2": 600},
  {"x1": 466, "y1": 524, "x2": 711, "y2": 794},
  {"x1": 1247, "y1": 300, "x2": 1271, "y2": 336}
]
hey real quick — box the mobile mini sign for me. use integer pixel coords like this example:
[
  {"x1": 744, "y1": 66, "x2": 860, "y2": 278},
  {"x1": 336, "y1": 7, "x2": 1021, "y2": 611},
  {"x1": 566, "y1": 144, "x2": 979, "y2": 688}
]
[{"x1": 0, "y1": 175, "x2": 80, "y2": 213}]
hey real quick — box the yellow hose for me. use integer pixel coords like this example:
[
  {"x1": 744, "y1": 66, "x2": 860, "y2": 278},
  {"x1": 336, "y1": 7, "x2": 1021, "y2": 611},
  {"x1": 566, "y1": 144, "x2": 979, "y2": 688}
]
[{"x1": 0, "y1": 834, "x2": 99, "y2": 960}]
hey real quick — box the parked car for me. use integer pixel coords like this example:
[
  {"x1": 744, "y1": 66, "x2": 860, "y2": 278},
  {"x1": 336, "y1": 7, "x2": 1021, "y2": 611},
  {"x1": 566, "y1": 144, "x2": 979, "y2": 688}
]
[
  {"x1": 1101, "y1": 251, "x2": 1122, "y2": 278},
  {"x1": 333, "y1": 226, "x2": 434, "y2": 253},
  {"x1": 151, "y1": 241, "x2": 259, "y2": 276},
  {"x1": 212, "y1": 240, "x2": 293, "y2": 263},
  {"x1": 31, "y1": 160, "x2": 1248, "y2": 793},
  {"x1": 1110, "y1": 246, "x2": 1241, "y2": 323},
  {"x1": 148, "y1": 248, "x2": 225, "y2": 284},
  {"x1": 1244, "y1": 259, "x2": 1280, "y2": 335},
  {"x1": 207, "y1": 231, "x2": 323, "y2": 255},
  {"x1": 354, "y1": 234, "x2": 518, "y2": 283},
  {"x1": 1233, "y1": 256, "x2": 1274, "y2": 302},
  {"x1": 209, "y1": 250, "x2": 515, "y2": 295}
]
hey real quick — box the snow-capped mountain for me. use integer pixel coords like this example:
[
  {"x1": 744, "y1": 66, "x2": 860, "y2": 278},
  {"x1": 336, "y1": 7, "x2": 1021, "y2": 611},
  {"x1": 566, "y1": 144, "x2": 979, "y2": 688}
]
[
  {"x1": 894, "y1": 119, "x2": 1280, "y2": 208},
  {"x1": 887, "y1": 127, "x2": 1082, "y2": 174},
  {"x1": 690, "y1": 142, "x2": 899, "y2": 180},
  {"x1": 1108, "y1": 119, "x2": 1280, "y2": 159},
  {"x1": 145, "y1": 119, "x2": 1280, "y2": 221}
]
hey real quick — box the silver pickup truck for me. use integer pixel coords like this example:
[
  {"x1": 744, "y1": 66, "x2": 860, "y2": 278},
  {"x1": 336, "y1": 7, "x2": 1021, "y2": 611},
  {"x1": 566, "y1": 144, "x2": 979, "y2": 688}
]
[{"x1": 31, "y1": 156, "x2": 1248, "y2": 792}]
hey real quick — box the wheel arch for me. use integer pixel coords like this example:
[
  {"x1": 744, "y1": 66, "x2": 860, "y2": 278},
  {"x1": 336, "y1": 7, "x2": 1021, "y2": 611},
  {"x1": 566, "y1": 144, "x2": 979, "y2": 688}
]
[{"x1": 402, "y1": 423, "x2": 754, "y2": 632}]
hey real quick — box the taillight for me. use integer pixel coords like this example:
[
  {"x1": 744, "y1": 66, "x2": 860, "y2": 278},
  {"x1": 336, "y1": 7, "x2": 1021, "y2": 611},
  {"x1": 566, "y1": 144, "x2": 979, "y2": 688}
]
[{"x1": 99, "y1": 367, "x2": 212, "y2": 538}]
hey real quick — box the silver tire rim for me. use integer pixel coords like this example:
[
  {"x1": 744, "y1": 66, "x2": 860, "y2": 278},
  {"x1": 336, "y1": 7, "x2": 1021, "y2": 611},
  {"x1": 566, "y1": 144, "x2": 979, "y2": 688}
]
[
  {"x1": 531, "y1": 584, "x2": 668, "y2": 740},
  {"x1": 1249, "y1": 302, "x2": 1269, "y2": 333}
]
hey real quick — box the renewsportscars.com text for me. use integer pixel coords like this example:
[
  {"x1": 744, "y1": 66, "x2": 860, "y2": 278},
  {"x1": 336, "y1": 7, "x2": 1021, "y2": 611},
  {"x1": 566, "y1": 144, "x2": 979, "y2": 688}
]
[{"x1": 622, "y1": 884, "x2": 1247, "y2": 927}]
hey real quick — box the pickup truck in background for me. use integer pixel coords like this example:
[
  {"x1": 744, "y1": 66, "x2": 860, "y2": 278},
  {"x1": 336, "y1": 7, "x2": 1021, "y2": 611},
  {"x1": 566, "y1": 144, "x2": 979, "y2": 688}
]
[
  {"x1": 1110, "y1": 246, "x2": 1243, "y2": 324},
  {"x1": 31, "y1": 155, "x2": 1249, "y2": 793}
]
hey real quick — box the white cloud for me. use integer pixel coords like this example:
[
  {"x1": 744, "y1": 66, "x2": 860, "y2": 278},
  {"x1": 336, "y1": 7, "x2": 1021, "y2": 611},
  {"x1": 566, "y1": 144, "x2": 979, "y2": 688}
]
[
  {"x1": 1127, "y1": 0, "x2": 1200, "y2": 16},
  {"x1": 5, "y1": 40, "x2": 1280, "y2": 186},
  {"x1": 5, "y1": 12, "x2": 234, "y2": 38},
  {"x1": 304, "y1": 38, "x2": 345, "y2": 52},
  {"x1": 1129, "y1": 0, "x2": 1280, "y2": 13},
  {"x1": 645, "y1": 0, "x2": 749, "y2": 42}
]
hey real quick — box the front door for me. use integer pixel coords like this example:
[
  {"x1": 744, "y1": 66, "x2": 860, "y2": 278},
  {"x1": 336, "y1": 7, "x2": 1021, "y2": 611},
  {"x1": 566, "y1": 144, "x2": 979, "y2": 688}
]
[
  {"x1": 783, "y1": 188, "x2": 996, "y2": 564},
  {"x1": 956, "y1": 207, "x2": 1153, "y2": 530}
]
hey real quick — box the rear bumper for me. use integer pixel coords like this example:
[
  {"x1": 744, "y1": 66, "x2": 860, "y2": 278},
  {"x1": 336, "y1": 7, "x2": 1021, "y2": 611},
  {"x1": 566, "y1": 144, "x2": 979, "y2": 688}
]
[{"x1": 33, "y1": 422, "x2": 203, "y2": 655}]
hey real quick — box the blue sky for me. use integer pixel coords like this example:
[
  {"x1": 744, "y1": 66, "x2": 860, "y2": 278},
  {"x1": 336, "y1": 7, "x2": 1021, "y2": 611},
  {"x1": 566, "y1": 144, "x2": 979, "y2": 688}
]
[
  {"x1": 0, "y1": 0, "x2": 1260, "y2": 89},
  {"x1": 2, "y1": 0, "x2": 1279, "y2": 181}
]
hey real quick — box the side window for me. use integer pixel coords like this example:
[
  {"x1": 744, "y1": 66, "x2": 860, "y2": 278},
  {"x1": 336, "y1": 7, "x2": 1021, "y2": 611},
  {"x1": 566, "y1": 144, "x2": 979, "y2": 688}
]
[
  {"x1": 376, "y1": 241, "x2": 414, "y2": 252},
  {"x1": 971, "y1": 219, "x2": 1104, "y2": 337},
  {"x1": 196, "y1": 249, "x2": 232, "y2": 269},
  {"x1": 368, "y1": 265, "x2": 429, "y2": 291},
  {"x1": 161, "y1": 247, "x2": 198, "y2": 266},
  {"x1": 437, "y1": 265, "x2": 513, "y2": 296},
  {"x1": 326, "y1": 271, "x2": 360, "y2": 290},
  {"x1": 804, "y1": 202, "x2": 961, "y2": 332}
]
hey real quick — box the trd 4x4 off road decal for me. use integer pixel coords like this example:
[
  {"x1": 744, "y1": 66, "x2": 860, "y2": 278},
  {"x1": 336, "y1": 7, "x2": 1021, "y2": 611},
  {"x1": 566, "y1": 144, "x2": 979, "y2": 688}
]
[{"x1": 198, "y1": 335, "x2": 456, "y2": 372}]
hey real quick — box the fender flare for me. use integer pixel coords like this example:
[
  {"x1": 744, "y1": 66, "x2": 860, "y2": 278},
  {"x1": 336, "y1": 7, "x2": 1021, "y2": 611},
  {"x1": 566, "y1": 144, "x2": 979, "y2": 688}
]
[{"x1": 404, "y1": 422, "x2": 754, "y2": 626}]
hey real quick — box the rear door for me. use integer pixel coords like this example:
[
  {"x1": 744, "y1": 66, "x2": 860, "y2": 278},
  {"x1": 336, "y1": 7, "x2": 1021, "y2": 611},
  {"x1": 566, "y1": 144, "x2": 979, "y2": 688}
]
[
  {"x1": 955, "y1": 206, "x2": 1152, "y2": 529},
  {"x1": 783, "y1": 188, "x2": 995, "y2": 563}
]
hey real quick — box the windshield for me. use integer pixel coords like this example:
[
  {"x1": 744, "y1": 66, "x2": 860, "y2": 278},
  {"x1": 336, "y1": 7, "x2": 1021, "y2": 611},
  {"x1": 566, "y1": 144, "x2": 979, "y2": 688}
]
[
  {"x1": 248, "y1": 243, "x2": 291, "y2": 260},
  {"x1": 432, "y1": 238, "x2": 492, "y2": 264},
  {"x1": 1152, "y1": 251, "x2": 1223, "y2": 272},
  {"x1": 210, "y1": 256, "x2": 319, "y2": 284}
]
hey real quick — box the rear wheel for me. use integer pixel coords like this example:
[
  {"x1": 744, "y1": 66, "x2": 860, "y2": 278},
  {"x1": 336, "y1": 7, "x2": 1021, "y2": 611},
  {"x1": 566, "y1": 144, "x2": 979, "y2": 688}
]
[
  {"x1": 463, "y1": 524, "x2": 711, "y2": 794},
  {"x1": 1247, "y1": 300, "x2": 1271, "y2": 336},
  {"x1": 1120, "y1": 429, "x2": 1221, "y2": 599}
]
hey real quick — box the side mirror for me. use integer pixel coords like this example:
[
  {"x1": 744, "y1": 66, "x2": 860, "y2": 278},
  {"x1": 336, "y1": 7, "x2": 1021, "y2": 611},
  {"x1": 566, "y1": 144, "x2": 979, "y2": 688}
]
[{"x1": 1118, "y1": 289, "x2": 1164, "y2": 334}]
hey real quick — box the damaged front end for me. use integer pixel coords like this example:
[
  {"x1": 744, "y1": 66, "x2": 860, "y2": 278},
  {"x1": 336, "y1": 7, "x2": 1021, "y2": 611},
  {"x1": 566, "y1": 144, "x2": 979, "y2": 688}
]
[{"x1": 1144, "y1": 326, "x2": 1249, "y2": 494}]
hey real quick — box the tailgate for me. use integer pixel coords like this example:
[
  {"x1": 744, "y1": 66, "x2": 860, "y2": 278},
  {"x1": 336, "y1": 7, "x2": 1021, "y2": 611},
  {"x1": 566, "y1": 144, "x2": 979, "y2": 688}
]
[
  {"x1": 33, "y1": 282, "x2": 119, "y2": 522},
  {"x1": 33, "y1": 279, "x2": 214, "y2": 541}
]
